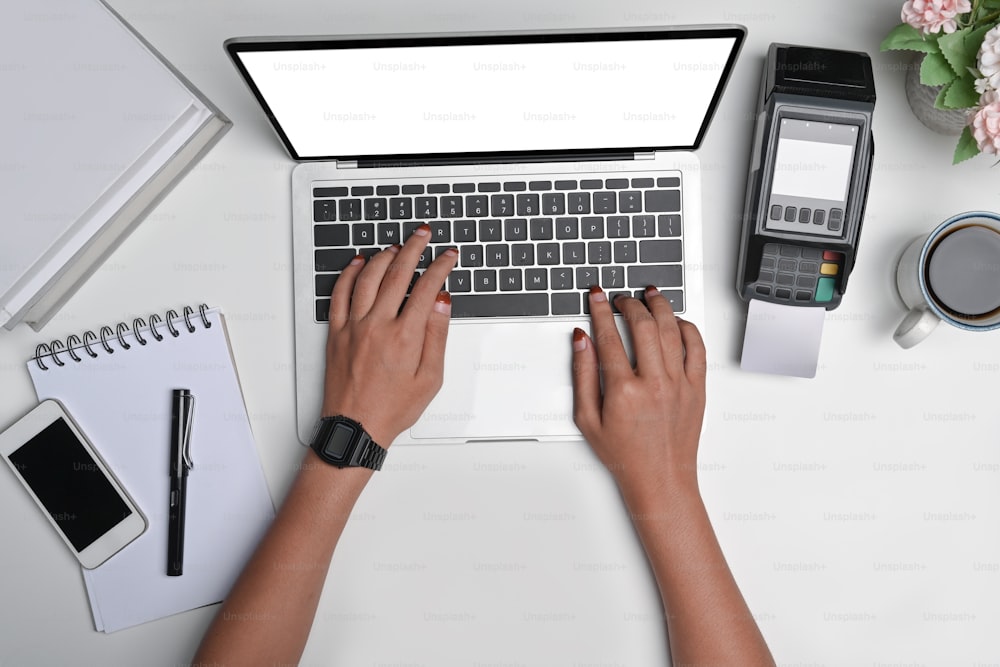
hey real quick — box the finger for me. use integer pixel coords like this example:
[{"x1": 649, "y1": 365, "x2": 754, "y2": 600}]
[
  {"x1": 677, "y1": 318, "x2": 707, "y2": 387},
  {"x1": 641, "y1": 286, "x2": 684, "y2": 377},
  {"x1": 329, "y1": 254, "x2": 365, "y2": 330},
  {"x1": 586, "y1": 285, "x2": 632, "y2": 383},
  {"x1": 570, "y1": 327, "x2": 602, "y2": 433},
  {"x1": 367, "y1": 224, "x2": 433, "y2": 319},
  {"x1": 614, "y1": 294, "x2": 665, "y2": 378},
  {"x1": 418, "y1": 291, "x2": 453, "y2": 386},
  {"x1": 349, "y1": 245, "x2": 402, "y2": 320},
  {"x1": 402, "y1": 246, "x2": 459, "y2": 328}
]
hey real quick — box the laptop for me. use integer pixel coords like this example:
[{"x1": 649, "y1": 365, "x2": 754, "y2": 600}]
[{"x1": 225, "y1": 26, "x2": 745, "y2": 444}]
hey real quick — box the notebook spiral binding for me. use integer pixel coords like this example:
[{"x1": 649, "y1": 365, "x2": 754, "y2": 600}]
[{"x1": 33, "y1": 304, "x2": 212, "y2": 371}]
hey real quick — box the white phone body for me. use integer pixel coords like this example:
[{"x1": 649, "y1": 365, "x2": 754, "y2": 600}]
[{"x1": 0, "y1": 399, "x2": 147, "y2": 569}]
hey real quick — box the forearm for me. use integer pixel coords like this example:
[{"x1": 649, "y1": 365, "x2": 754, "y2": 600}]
[
  {"x1": 193, "y1": 450, "x2": 371, "y2": 666},
  {"x1": 622, "y1": 477, "x2": 775, "y2": 667}
]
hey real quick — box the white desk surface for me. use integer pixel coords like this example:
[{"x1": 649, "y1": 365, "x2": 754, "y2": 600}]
[{"x1": 2, "y1": 0, "x2": 999, "y2": 664}]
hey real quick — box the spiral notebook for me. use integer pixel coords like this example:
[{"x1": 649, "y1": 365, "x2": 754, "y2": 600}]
[{"x1": 26, "y1": 305, "x2": 275, "y2": 633}]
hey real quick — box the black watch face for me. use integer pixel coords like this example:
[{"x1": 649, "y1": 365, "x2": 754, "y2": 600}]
[{"x1": 322, "y1": 422, "x2": 356, "y2": 461}]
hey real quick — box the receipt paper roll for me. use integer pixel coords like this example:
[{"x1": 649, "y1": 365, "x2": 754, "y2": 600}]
[{"x1": 740, "y1": 299, "x2": 825, "y2": 378}]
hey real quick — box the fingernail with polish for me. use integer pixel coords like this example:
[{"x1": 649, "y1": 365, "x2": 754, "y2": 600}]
[
  {"x1": 433, "y1": 291, "x2": 452, "y2": 314},
  {"x1": 349, "y1": 255, "x2": 365, "y2": 266},
  {"x1": 414, "y1": 224, "x2": 431, "y2": 236},
  {"x1": 572, "y1": 327, "x2": 587, "y2": 351},
  {"x1": 589, "y1": 285, "x2": 607, "y2": 302}
]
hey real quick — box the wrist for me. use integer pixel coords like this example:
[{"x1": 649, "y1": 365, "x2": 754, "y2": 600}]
[{"x1": 615, "y1": 464, "x2": 701, "y2": 519}]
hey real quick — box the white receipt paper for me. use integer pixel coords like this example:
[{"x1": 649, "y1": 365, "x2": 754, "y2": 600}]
[{"x1": 740, "y1": 299, "x2": 826, "y2": 378}]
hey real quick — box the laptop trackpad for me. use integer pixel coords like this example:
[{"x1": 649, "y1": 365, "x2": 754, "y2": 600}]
[{"x1": 410, "y1": 321, "x2": 582, "y2": 441}]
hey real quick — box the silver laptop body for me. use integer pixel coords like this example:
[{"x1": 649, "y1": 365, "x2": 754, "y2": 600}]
[{"x1": 225, "y1": 26, "x2": 746, "y2": 444}]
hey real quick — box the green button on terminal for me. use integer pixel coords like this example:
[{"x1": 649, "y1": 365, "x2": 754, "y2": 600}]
[{"x1": 815, "y1": 277, "x2": 835, "y2": 303}]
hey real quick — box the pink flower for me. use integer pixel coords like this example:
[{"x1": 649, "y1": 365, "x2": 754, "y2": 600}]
[
  {"x1": 901, "y1": 0, "x2": 971, "y2": 34},
  {"x1": 971, "y1": 91, "x2": 1000, "y2": 154}
]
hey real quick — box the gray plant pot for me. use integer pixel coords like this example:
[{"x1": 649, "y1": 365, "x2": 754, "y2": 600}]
[{"x1": 904, "y1": 57, "x2": 970, "y2": 135}]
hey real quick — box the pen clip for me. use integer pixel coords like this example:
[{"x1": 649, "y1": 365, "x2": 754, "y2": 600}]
[{"x1": 181, "y1": 392, "x2": 194, "y2": 470}]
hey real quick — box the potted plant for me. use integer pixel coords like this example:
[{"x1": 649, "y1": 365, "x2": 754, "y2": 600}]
[{"x1": 881, "y1": 0, "x2": 1000, "y2": 162}]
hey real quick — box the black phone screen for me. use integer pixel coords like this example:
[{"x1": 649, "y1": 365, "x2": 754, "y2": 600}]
[{"x1": 7, "y1": 418, "x2": 132, "y2": 551}]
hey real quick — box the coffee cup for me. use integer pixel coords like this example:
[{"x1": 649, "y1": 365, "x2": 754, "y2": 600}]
[{"x1": 894, "y1": 211, "x2": 1000, "y2": 348}]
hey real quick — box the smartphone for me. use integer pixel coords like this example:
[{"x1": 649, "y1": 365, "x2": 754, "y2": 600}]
[{"x1": 0, "y1": 400, "x2": 147, "y2": 569}]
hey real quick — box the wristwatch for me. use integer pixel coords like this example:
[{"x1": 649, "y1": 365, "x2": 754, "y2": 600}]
[{"x1": 309, "y1": 415, "x2": 387, "y2": 470}]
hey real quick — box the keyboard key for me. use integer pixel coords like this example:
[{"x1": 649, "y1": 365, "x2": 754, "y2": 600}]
[
  {"x1": 538, "y1": 243, "x2": 560, "y2": 265},
  {"x1": 511, "y1": 244, "x2": 534, "y2": 266},
  {"x1": 551, "y1": 293, "x2": 581, "y2": 315},
  {"x1": 550, "y1": 268, "x2": 574, "y2": 290},
  {"x1": 769, "y1": 205, "x2": 782, "y2": 220},
  {"x1": 639, "y1": 240, "x2": 682, "y2": 263},
  {"x1": 453, "y1": 183, "x2": 475, "y2": 193},
  {"x1": 416, "y1": 197, "x2": 437, "y2": 218},
  {"x1": 606, "y1": 178, "x2": 629, "y2": 189},
  {"x1": 529, "y1": 180, "x2": 552, "y2": 191},
  {"x1": 640, "y1": 289, "x2": 684, "y2": 313},
  {"x1": 798, "y1": 208, "x2": 811, "y2": 224},
  {"x1": 632, "y1": 215, "x2": 655, "y2": 238},
  {"x1": 353, "y1": 224, "x2": 375, "y2": 245},
  {"x1": 451, "y1": 293, "x2": 548, "y2": 317},
  {"x1": 614, "y1": 241, "x2": 637, "y2": 264},
  {"x1": 775, "y1": 287, "x2": 792, "y2": 300},
  {"x1": 631, "y1": 178, "x2": 654, "y2": 188},
  {"x1": 628, "y1": 265, "x2": 683, "y2": 288},
  {"x1": 314, "y1": 200, "x2": 336, "y2": 222},
  {"x1": 644, "y1": 190, "x2": 681, "y2": 212},
  {"x1": 588, "y1": 241, "x2": 612, "y2": 264},
  {"x1": 454, "y1": 220, "x2": 477, "y2": 242},
  {"x1": 656, "y1": 177, "x2": 680, "y2": 187},
  {"x1": 499, "y1": 269, "x2": 522, "y2": 291},
  {"x1": 427, "y1": 184, "x2": 449, "y2": 194},
  {"x1": 478, "y1": 182, "x2": 501, "y2": 192},
  {"x1": 619, "y1": 191, "x2": 642, "y2": 213},
  {"x1": 813, "y1": 209, "x2": 826, "y2": 226},
  {"x1": 555, "y1": 180, "x2": 577, "y2": 190},
  {"x1": 376, "y1": 185, "x2": 399, "y2": 196},
  {"x1": 315, "y1": 249, "x2": 356, "y2": 272},
  {"x1": 364, "y1": 198, "x2": 387, "y2": 220},
  {"x1": 607, "y1": 216, "x2": 629, "y2": 238},
  {"x1": 556, "y1": 217, "x2": 579, "y2": 239},
  {"x1": 503, "y1": 181, "x2": 526, "y2": 192},
  {"x1": 403, "y1": 222, "x2": 423, "y2": 239},
  {"x1": 530, "y1": 217, "x2": 554, "y2": 240},
  {"x1": 316, "y1": 298, "x2": 331, "y2": 322},
  {"x1": 314, "y1": 224, "x2": 350, "y2": 246},
  {"x1": 525, "y1": 268, "x2": 548, "y2": 290},
  {"x1": 461, "y1": 244, "x2": 484, "y2": 267},
  {"x1": 479, "y1": 219, "x2": 502, "y2": 242},
  {"x1": 314, "y1": 186, "x2": 348, "y2": 198},
  {"x1": 466, "y1": 195, "x2": 489, "y2": 217},
  {"x1": 315, "y1": 273, "x2": 338, "y2": 297},
  {"x1": 491, "y1": 194, "x2": 515, "y2": 216},
  {"x1": 516, "y1": 194, "x2": 539, "y2": 216},
  {"x1": 486, "y1": 244, "x2": 510, "y2": 267},
  {"x1": 338, "y1": 199, "x2": 361, "y2": 221},
  {"x1": 416, "y1": 247, "x2": 432, "y2": 268},
  {"x1": 402, "y1": 184, "x2": 424, "y2": 194},
  {"x1": 784, "y1": 206, "x2": 797, "y2": 222},
  {"x1": 449, "y1": 270, "x2": 472, "y2": 292},
  {"x1": 581, "y1": 217, "x2": 603, "y2": 239},
  {"x1": 505, "y1": 218, "x2": 528, "y2": 241},
  {"x1": 594, "y1": 192, "x2": 617, "y2": 213},
  {"x1": 542, "y1": 192, "x2": 565, "y2": 215},
  {"x1": 563, "y1": 242, "x2": 585, "y2": 264},
  {"x1": 567, "y1": 192, "x2": 591, "y2": 214},
  {"x1": 602, "y1": 266, "x2": 625, "y2": 288},
  {"x1": 576, "y1": 267, "x2": 599, "y2": 289},
  {"x1": 390, "y1": 197, "x2": 412, "y2": 219},
  {"x1": 658, "y1": 214, "x2": 681, "y2": 237},
  {"x1": 429, "y1": 221, "x2": 451, "y2": 243},
  {"x1": 351, "y1": 186, "x2": 374, "y2": 196},
  {"x1": 441, "y1": 196, "x2": 463, "y2": 218},
  {"x1": 377, "y1": 223, "x2": 400, "y2": 245},
  {"x1": 580, "y1": 179, "x2": 603, "y2": 189},
  {"x1": 777, "y1": 258, "x2": 797, "y2": 272},
  {"x1": 474, "y1": 270, "x2": 497, "y2": 292}
]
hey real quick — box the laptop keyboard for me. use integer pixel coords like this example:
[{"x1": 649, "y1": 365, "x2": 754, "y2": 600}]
[{"x1": 311, "y1": 174, "x2": 685, "y2": 321}]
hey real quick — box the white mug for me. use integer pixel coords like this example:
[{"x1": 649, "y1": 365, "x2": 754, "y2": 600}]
[{"x1": 894, "y1": 210, "x2": 1000, "y2": 348}]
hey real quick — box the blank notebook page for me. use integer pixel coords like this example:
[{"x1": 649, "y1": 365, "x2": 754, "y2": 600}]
[{"x1": 27, "y1": 308, "x2": 274, "y2": 632}]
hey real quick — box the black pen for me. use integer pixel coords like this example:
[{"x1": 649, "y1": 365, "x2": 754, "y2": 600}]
[{"x1": 168, "y1": 388, "x2": 194, "y2": 576}]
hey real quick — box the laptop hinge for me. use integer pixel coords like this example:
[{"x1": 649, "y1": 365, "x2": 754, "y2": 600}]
[
  {"x1": 633, "y1": 151, "x2": 656, "y2": 160},
  {"x1": 354, "y1": 151, "x2": 635, "y2": 169},
  {"x1": 335, "y1": 160, "x2": 358, "y2": 169}
]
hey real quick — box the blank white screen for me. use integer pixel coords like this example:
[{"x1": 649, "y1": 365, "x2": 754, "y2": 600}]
[
  {"x1": 236, "y1": 36, "x2": 737, "y2": 158},
  {"x1": 771, "y1": 139, "x2": 854, "y2": 201}
]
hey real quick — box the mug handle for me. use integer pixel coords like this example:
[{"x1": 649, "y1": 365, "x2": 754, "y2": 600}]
[{"x1": 893, "y1": 307, "x2": 940, "y2": 349}]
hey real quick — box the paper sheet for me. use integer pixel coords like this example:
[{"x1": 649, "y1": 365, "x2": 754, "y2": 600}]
[{"x1": 740, "y1": 299, "x2": 826, "y2": 379}]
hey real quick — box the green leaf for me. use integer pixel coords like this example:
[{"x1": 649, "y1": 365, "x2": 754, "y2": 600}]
[
  {"x1": 935, "y1": 79, "x2": 955, "y2": 108},
  {"x1": 943, "y1": 73, "x2": 981, "y2": 108},
  {"x1": 954, "y1": 125, "x2": 980, "y2": 164},
  {"x1": 938, "y1": 24, "x2": 993, "y2": 76},
  {"x1": 881, "y1": 23, "x2": 940, "y2": 53},
  {"x1": 921, "y1": 51, "x2": 958, "y2": 86}
]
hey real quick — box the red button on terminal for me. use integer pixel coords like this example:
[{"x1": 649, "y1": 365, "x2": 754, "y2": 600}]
[{"x1": 822, "y1": 250, "x2": 842, "y2": 261}]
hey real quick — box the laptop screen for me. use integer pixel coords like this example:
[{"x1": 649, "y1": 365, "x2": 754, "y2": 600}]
[{"x1": 226, "y1": 28, "x2": 745, "y2": 162}]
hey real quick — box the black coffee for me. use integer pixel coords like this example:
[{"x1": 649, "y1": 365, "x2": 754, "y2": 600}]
[{"x1": 926, "y1": 224, "x2": 1000, "y2": 319}]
